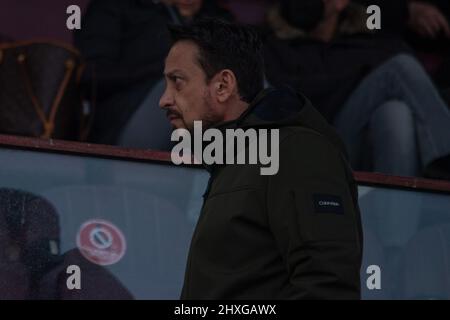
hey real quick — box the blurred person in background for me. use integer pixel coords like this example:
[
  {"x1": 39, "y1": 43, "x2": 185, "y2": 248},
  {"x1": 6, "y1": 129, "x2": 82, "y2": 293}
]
[
  {"x1": 75, "y1": 0, "x2": 233, "y2": 145},
  {"x1": 74, "y1": 0, "x2": 175, "y2": 145},
  {"x1": 212, "y1": 0, "x2": 277, "y2": 26},
  {"x1": 356, "y1": 0, "x2": 450, "y2": 97},
  {"x1": 405, "y1": 0, "x2": 450, "y2": 100},
  {"x1": 175, "y1": 0, "x2": 233, "y2": 23},
  {"x1": 264, "y1": 0, "x2": 450, "y2": 179},
  {"x1": 354, "y1": 0, "x2": 450, "y2": 50},
  {"x1": 407, "y1": 0, "x2": 450, "y2": 39}
]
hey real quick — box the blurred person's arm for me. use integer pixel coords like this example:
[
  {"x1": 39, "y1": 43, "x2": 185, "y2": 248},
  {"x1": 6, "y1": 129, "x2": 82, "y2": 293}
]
[
  {"x1": 74, "y1": 0, "x2": 167, "y2": 97},
  {"x1": 408, "y1": 0, "x2": 450, "y2": 38},
  {"x1": 427, "y1": 0, "x2": 450, "y2": 20}
]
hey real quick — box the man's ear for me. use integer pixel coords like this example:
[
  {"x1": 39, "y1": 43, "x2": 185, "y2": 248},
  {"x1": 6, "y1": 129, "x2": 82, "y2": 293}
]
[{"x1": 211, "y1": 69, "x2": 238, "y2": 103}]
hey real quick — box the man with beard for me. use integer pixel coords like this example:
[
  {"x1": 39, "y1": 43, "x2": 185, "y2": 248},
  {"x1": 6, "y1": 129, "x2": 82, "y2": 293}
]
[{"x1": 159, "y1": 18, "x2": 363, "y2": 299}]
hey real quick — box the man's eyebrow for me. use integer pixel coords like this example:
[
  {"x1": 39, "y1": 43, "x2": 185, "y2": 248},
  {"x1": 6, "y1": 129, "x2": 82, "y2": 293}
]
[{"x1": 164, "y1": 70, "x2": 186, "y2": 78}]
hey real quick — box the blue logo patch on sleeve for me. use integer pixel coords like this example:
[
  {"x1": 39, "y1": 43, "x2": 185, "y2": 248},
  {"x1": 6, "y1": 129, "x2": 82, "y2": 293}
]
[{"x1": 313, "y1": 194, "x2": 344, "y2": 214}]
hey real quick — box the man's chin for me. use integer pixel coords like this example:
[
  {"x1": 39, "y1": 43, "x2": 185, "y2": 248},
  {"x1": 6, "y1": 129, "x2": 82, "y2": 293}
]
[{"x1": 169, "y1": 118, "x2": 186, "y2": 130}]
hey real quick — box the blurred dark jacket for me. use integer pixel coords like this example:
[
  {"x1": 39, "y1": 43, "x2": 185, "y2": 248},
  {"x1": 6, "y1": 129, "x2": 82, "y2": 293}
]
[
  {"x1": 263, "y1": 2, "x2": 411, "y2": 123},
  {"x1": 74, "y1": 0, "x2": 175, "y2": 144}
]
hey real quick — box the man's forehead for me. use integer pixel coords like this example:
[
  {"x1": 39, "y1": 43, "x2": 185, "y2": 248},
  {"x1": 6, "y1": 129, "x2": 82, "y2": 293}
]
[
  {"x1": 164, "y1": 41, "x2": 203, "y2": 76},
  {"x1": 168, "y1": 41, "x2": 198, "y2": 59}
]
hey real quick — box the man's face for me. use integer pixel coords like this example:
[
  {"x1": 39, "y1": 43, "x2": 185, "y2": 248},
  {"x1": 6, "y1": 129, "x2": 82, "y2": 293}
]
[
  {"x1": 160, "y1": 41, "x2": 222, "y2": 131},
  {"x1": 175, "y1": 0, "x2": 203, "y2": 18}
]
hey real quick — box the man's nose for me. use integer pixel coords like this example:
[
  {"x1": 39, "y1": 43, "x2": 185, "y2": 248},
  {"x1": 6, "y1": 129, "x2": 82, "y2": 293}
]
[{"x1": 159, "y1": 87, "x2": 173, "y2": 110}]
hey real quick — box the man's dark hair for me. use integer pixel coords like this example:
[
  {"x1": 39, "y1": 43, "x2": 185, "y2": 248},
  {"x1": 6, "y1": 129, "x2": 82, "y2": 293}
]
[{"x1": 168, "y1": 18, "x2": 265, "y2": 103}]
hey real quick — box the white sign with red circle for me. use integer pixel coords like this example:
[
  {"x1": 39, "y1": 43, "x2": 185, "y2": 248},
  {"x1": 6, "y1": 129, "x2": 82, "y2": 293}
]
[{"x1": 76, "y1": 219, "x2": 127, "y2": 266}]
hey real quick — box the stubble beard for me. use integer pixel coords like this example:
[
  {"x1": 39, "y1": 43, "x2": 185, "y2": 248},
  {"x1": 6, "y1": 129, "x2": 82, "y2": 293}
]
[{"x1": 186, "y1": 91, "x2": 222, "y2": 134}]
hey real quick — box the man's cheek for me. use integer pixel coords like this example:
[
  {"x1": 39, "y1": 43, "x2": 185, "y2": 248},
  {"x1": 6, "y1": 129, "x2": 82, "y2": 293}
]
[
  {"x1": 171, "y1": 118, "x2": 186, "y2": 129},
  {"x1": 183, "y1": 117, "x2": 195, "y2": 131}
]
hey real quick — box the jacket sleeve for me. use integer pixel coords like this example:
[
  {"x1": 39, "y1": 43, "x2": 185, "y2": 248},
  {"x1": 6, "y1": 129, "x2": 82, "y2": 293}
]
[{"x1": 266, "y1": 130, "x2": 363, "y2": 299}]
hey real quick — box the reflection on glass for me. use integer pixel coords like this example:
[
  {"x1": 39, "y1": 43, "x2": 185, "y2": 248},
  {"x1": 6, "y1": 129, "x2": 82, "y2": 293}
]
[
  {"x1": 0, "y1": 147, "x2": 449, "y2": 299},
  {"x1": 0, "y1": 188, "x2": 133, "y2": 299},
  {"x1": 359, "y1": 186, "x2": 450, "y2": 299}
]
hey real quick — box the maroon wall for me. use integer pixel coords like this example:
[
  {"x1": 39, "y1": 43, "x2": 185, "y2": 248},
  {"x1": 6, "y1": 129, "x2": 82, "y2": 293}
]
[
  {"x1": 0, "y1": 0, "x2": 91, "y2": 44},
  {"x1": 0, "y1": 0, "x2": 277, "y2": 45}
]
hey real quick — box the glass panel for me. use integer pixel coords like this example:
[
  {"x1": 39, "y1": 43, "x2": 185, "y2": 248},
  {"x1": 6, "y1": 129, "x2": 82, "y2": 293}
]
[
  {"x1": 0, "y1": 147, "x2": 208, "y2": 299},
  {"x1": 0, "y1": 147, "x2": 449, "y2": 299},
  {"x1": 359, "y1": 186, "x2": 450, "y2": 300}
]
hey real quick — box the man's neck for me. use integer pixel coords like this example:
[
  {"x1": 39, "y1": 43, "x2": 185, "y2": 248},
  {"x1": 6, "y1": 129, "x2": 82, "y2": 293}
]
[{"x1": 222, "y1": 99, "x2": 249, "y2": 123}]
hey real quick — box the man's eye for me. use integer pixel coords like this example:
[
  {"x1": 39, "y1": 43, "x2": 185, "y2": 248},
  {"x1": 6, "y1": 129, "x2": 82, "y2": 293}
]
[{"x1": 175, "y1": 78, "x2": 183, "y2": 90}]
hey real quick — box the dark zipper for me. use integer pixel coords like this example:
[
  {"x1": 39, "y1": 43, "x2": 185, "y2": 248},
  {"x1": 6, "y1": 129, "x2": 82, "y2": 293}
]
[{"x1": 183, "y1": 168, "x2": 217, "y2": 298}]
